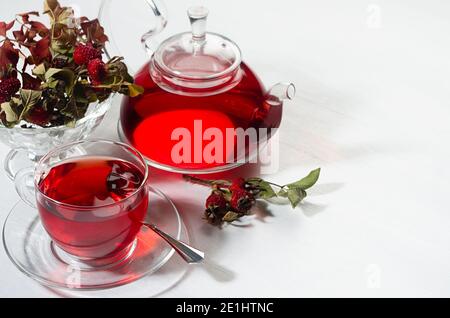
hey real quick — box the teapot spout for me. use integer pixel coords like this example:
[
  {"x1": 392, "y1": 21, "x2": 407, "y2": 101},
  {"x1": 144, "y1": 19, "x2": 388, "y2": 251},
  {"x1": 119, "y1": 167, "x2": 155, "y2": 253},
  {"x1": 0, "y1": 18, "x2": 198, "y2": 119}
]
[{"x1": 266, "y1": 83, "x2": 296, "y2": 106}]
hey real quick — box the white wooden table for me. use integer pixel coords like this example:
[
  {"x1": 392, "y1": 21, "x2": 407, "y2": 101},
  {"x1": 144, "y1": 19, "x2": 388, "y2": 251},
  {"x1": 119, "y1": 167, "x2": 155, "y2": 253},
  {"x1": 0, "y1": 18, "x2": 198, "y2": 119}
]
[{"x1": 0, "y1": 0, "x2": 449, "y2": 297}]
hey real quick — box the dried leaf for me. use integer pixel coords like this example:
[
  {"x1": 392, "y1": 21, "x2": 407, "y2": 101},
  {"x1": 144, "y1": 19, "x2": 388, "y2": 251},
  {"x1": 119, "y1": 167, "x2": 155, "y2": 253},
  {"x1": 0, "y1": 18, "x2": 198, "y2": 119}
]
[
  {"x1": 45, "y1": 68, "x2": 75, "y2": 93},
  {"x1": 1, "y1": 102, "x2": 18, "y2": 122},
  {"x1": 60, "y1": 98, "x2": 87, "y2": 122},
  {"x1": 127, "y1": 84, "x2": 144, "y2": 97},
  {"x1": 19, "y1": 89, "x2": 42, "y2": 120},
  {"x1": 0, "y1": 39, "x2": 19, "y2": 73},
  {"x1": 0, "y1": 20, "x2": 15, "y2": 37},
  {"x1": 44, "y1": 68, "x2": 63, "y2": 80},
  {"x1": 13, "y1": 29, "x2": 26, "y2": 43},
  {"x1": 29, "y1": 21, "x2": 50, "y2": 36},
  {"x1": 56, "y1": 8, "x2": 75, "y2": 26},
  {"x1": 46, "y1": 79, "x2": 59, "y2": 89},
  {"x1": 51, "y1": 23, "x2": 77, "y2": 53},
  {"x1": 32, "y1": 63, "x2": 46, "y2": 76},
  {"x1": 44, "y1": 0, "x2": 74, "y2": 26},
  {"x1": 222, "y1": 211, "x2": 241, "y2": 223},
  {"x1": 81, "y1": 19, "x2": 108, "y2": 45},
  {"x1": 21, "y1": 73, "x2": 42, "y2": 90},
  {"x1": 44, "y1": 0, "x2": 59, "y2": 13},
  {"x1": 17, "y1": 11, "x2": 39, "y2": 24},
  {"x1": 29, "y1": 36, "x2": 51, "y2": 65},
  {"x1": 24, "y1": 29, "x2": 38, "y2": 43}
]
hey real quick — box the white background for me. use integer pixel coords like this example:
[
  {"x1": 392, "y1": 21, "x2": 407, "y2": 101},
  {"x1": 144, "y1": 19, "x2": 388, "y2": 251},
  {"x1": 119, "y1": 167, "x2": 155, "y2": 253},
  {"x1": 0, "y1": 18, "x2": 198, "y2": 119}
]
[{"x1": 0, "y1": 0, "x2": 449, "y2": 297}]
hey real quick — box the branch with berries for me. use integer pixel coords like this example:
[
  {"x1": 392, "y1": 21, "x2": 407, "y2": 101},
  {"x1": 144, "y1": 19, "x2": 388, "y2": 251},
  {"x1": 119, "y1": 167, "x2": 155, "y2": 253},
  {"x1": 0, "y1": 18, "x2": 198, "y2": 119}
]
[
  {"x1": 0, "y1": 0, "x2": 143, "y2": 128},
  {"x1": 184, "y1": 168, "x2": 321, "y2": 226}
]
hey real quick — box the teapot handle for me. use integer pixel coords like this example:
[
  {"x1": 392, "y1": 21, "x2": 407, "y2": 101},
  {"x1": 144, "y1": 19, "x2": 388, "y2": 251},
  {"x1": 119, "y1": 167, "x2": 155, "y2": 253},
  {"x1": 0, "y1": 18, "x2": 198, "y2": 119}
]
[{"x1": 141, "y1": 0, "x2": 168, "y2": 56}]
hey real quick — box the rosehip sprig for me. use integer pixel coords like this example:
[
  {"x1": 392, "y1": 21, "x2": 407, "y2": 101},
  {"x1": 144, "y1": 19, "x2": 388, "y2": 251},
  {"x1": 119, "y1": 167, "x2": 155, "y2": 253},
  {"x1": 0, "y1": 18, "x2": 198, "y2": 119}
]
[{"x1": 183, "y1": 168, "x2": 321, "y2": 226}]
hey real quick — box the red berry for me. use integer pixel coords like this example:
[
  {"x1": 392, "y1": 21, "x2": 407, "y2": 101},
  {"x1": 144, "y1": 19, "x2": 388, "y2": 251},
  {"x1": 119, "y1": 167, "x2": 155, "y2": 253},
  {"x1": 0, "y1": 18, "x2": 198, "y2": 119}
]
[
  {"x1": 87, "y1": 58, "x2": 106, "y2": 84},
  {"x1": 205, "y1": 191, "x2": 227, "y2": 211},
  {"x1": 73, "y1": 44, "x2": 101, "y2": 66},
  {"x1": 229, "y1": 177, "x2": 246, "y2": 192},
  {"x1": 230, "y1": 189, "x2": 254, "y2": 213},
  {"x1": 0, "y1": 77, "x2": 21, "y2": 101}
]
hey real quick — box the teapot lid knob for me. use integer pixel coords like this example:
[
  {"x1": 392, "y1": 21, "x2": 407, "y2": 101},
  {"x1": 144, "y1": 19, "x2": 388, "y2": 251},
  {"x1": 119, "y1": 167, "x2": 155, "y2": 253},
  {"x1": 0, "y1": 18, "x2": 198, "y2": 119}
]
[{"x1": 188, "y1": 6, "x2": 209, "y2": 42}]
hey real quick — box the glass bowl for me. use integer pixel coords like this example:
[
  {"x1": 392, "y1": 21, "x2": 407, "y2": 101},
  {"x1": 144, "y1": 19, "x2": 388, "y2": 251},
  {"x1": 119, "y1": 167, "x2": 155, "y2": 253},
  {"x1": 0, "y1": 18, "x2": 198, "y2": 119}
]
[{"x1": 0, "y1": 96, "x2": 112, "y2": 180}]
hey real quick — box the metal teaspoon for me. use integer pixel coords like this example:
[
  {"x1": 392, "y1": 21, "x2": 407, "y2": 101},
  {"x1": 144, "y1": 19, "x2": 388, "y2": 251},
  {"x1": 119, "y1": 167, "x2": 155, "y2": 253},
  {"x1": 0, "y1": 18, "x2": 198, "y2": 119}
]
[{"x1": 143, "y1": 223, "x2": 205, "y2": 264}]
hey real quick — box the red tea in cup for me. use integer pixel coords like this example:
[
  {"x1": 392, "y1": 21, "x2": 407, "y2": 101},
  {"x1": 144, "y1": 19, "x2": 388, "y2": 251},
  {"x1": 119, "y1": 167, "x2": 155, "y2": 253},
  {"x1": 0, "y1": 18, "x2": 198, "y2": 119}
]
[{"x1": 36, "y1": 156, "x2": 148, "y2": 261}]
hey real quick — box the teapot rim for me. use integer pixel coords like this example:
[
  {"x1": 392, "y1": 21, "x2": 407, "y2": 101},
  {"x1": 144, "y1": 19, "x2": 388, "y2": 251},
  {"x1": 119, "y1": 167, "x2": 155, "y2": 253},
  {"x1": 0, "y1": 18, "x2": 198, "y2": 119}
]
[{"x1": 152, "y1": 31, "x2": 242, "y2": 81}]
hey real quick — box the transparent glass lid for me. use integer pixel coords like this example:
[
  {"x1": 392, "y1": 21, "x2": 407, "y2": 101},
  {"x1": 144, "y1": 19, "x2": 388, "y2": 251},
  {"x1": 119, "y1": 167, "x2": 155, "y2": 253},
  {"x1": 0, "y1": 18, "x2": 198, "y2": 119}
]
[
  {"x1": 153, "y1": 7, "x2": 241, "y2": 80},
  {"x1": 149, "y1": 6, "x2": 243, "y2": 95}
]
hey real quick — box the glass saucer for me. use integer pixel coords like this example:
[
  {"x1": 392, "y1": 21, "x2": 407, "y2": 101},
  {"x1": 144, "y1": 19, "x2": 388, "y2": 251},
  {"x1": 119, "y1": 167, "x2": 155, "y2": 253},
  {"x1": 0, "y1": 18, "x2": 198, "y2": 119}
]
[{"x1": 2, "y1": 186, "x2": 188, "y2": 291}]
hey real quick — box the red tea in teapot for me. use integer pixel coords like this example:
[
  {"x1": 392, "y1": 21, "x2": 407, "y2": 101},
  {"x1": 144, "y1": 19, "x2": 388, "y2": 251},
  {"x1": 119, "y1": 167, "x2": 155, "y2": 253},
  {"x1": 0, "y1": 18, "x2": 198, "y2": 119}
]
[
  {"x1": 120, "y1": 62, "x2": 283, "y2": 171},
  {"x1": 37, "y1": 157, "x2": 148, "y2": 259},
  {"x1": 118, "y1": 5, "x2": 293, "y2": 173}
]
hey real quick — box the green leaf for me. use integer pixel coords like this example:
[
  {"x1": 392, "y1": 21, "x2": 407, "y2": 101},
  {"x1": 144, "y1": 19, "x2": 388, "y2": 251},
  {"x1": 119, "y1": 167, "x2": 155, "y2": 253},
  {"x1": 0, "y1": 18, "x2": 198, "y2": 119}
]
[
  {"x1": 246, "y1": 178, "x2": 263, "y2": 185},
  {"x1": 222, "y1": 211, "x2": 241, "y2": 223},
  {"x1": 107, "y1": 58, "x2": 133, "y2": 82},
  {"x1": 19, "y1": 89, "x2": 42, "y2": 120},
  {"x1": 287, "y1": 188, "x2": 307, "y2": 208},
  {"x1": 44, "y1": 68, "x2": 61, "y2": 80},
  {"x1": 258, "y1": 180, "x2": 276, "y2": 199},
  {"x1": 60, "y1": 98, "x2": 87, "y2": 122},
  {"x1": 45, "y1": 79, "x2": 59, "y2": 89},
  {"x1": 287, "y1": 168, "x2": 321, "y2": 190},
  {"x1": 247, "y1": 178, "x2": 276, "y2": 199},
  {"x1": 127, "y1": 84, "x2": 144, "y2": 97},
  {"x1": 277, "y1": 188, "x2": 288, "y2": 198},
  {"x1": 1, "y1": 102, "x2": 18, "y2": 123},
  {"x1": 101, "y1": 75, "x2": 123, "y2": 89},
  {"x1": 45, "y1": 68, "x2": 76, "y2": 94},
  {"x1": 32, "y1": 63, "x2": 46, "y2": 76},
  {"x1": 45, "y1": 68, "x2": 74, "y2": 82}
]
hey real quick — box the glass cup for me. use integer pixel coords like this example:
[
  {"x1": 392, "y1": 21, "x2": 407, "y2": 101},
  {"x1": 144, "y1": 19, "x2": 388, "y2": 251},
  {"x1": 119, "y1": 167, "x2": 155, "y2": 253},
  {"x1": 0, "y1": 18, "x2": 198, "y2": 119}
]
[{"x1": 14, "y1": 139, "x2": 150, "y2": 268}]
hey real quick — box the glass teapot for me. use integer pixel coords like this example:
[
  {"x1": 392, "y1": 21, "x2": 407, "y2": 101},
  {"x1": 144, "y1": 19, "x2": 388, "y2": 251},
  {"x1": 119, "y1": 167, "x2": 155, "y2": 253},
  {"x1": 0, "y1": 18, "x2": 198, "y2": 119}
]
[{"x1": 100, "y1": 0, "x2": 295, "y2": 174}]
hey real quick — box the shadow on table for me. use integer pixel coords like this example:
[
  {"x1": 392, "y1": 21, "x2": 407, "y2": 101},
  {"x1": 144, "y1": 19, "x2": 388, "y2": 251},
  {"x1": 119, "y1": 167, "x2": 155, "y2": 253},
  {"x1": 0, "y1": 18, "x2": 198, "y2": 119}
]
[{"x1": 42, "y1": 255, "x2": 192, "y2": 298}]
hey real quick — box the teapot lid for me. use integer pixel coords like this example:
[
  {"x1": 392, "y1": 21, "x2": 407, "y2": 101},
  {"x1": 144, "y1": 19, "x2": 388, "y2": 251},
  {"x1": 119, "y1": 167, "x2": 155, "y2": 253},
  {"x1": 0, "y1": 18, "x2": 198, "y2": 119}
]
[{"x1": 150, "y1": 6, "x2": 243, "y2": 96}]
